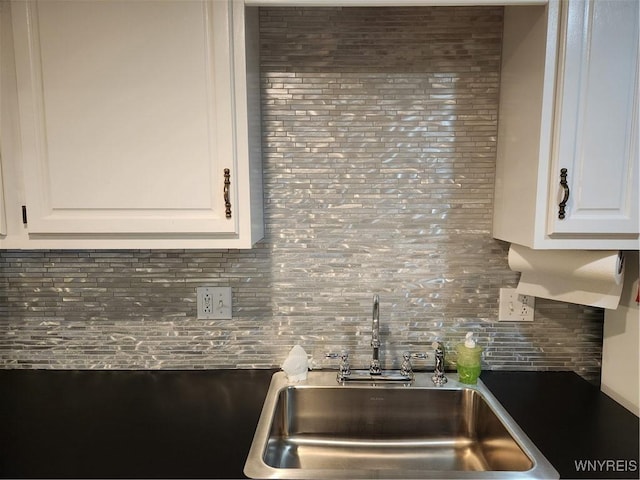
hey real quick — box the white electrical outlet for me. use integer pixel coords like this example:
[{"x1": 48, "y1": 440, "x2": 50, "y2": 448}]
[
  {"x1": 197, "y1": 287, "x2": 232, "y2": 320},
  {"x1": 498, "y1": 288, "x2": 535, "y2": 322}
]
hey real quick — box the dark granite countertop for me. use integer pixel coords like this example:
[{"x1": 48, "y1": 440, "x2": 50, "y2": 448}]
[{"x1": 0, "y1": 369, "x2": 638, "y2": 479}]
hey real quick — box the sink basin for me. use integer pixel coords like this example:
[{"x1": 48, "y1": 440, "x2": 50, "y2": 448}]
[{"x1": 244, "y1": 372, "x2": 558, "y2": 479}]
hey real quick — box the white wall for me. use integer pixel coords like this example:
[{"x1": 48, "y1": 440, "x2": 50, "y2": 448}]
[{"x1": 601, "y1": 251, "x2": 640, "y2": 416}]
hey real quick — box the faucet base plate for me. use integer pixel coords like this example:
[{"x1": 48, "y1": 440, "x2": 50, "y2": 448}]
[{"x1": 339, "y1": 369, "x2": 413, "y2": 383}]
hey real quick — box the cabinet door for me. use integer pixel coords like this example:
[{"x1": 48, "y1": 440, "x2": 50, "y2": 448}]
[
  {"x1": 0, "y1": 1, "x2": 7, "y2": 236},
  {"x1": 0, "y1": 163, "x2": 5, "y2": 236},
  {"x1": 549, "y1": 0, "x2": 639, "y2": 237},
  {"x1": 11, "y1": 0, "x2": 237, "y2": 235}
]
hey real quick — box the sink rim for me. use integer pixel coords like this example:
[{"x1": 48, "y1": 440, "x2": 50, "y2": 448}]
[{"x1": 244, "y1": 371, "x2": 559, "y2": 479}]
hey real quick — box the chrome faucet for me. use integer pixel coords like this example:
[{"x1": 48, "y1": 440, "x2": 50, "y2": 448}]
[
  {"x1": 370, "y1": 294, "x2": 381, "y2": 375},
  {"x1": 432, "y1": 341, "x2": 447, "y2": 386},
  {"x1": 327, "y1": 295, "x2": 430, "y2": 383}
]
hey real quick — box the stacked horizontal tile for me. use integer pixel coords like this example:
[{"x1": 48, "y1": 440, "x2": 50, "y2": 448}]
[{"x1": 0, "y1": 6, "x2": 603, "y2": 381}]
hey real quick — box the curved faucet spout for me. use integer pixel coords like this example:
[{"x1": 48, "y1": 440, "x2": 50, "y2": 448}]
[
  {"x1": 370, "y1": 294, "x2": 381, "y2": 375},
  {"x1": 372, "y1": 294, "x2": 380, "y2": 348}
]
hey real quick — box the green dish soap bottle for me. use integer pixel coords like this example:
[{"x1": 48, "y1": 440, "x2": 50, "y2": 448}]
[{"x1": 456, "y1": 332, "x2": 482, "y2": 384}]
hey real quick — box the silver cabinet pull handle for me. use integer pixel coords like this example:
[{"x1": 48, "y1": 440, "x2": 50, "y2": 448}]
[
  {"x1": 223, "y1": 168, "x2": 231, "y2": 219},
  {"x1": 558, "y1": 168, "x2": 570, "y2": 219}
]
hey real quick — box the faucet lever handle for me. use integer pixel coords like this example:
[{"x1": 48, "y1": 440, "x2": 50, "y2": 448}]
[
  {"x1": 326, "y1": 352, "x2": 351, "y2": 380},
  {"x1": 400, "y1": 352, "x2": 428, "y2": 377},
  {"x1": 400, "y1": 352, "x2": 413, "y2": 377},
  {"x1": 326, "y1": 351, "x2": 348, "y2": 359}
]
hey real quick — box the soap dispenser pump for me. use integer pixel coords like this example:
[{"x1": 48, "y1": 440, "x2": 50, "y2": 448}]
[{"x1": 456, "y1": 332, "x2": 482, "y2": 384}]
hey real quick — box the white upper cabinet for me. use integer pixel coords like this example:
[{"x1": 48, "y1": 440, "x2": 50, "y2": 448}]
[
  {"x1": 0, "y1": 0, "x2": 14, "y2": 238},
  {"x1": 549, "y1": 0, "x2": 638, "y2": 237},
  {"x1": 0, "y1": 162, "x2": 5, "y2": 237},
  {"x1": 1, "y1": 0, "x2": 263, "y2": 248},
  {"x1": 493, "y1": 0, "x2": 639, "y2": 250},
  {"x1": 0, "y1": 163, "x2": 5, "y2": 237}
]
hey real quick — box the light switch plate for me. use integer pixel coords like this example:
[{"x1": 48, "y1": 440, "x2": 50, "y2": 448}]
[
  {"x1": 498, "y1": 288, "x2": 535, "y2": 322},
  {"x1": 197, "y1": 286, "x2": 232, "y2": 320}
]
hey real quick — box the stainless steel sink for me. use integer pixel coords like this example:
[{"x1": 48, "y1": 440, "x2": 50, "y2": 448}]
[{"x1": 244, "y1": 372, "x2": 558, "y2": 479}]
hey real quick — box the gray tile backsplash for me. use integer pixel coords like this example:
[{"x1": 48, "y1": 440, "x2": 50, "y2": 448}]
[{"x1": 0, "y1": 6, "x2": 604, "y2": 380}]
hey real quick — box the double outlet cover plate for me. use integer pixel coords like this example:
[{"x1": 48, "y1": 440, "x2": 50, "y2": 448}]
[
  {"x1": 197, "y1": 286, "x2": 232, "y2": 320},
  {"x1": 498, "y1": 288, "x2": 535, "y2": 322}
]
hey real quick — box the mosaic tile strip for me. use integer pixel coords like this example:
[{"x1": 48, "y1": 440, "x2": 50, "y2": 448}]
[{"x1": 0, "y1": 6, "x2": 604, "y2": 382}]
